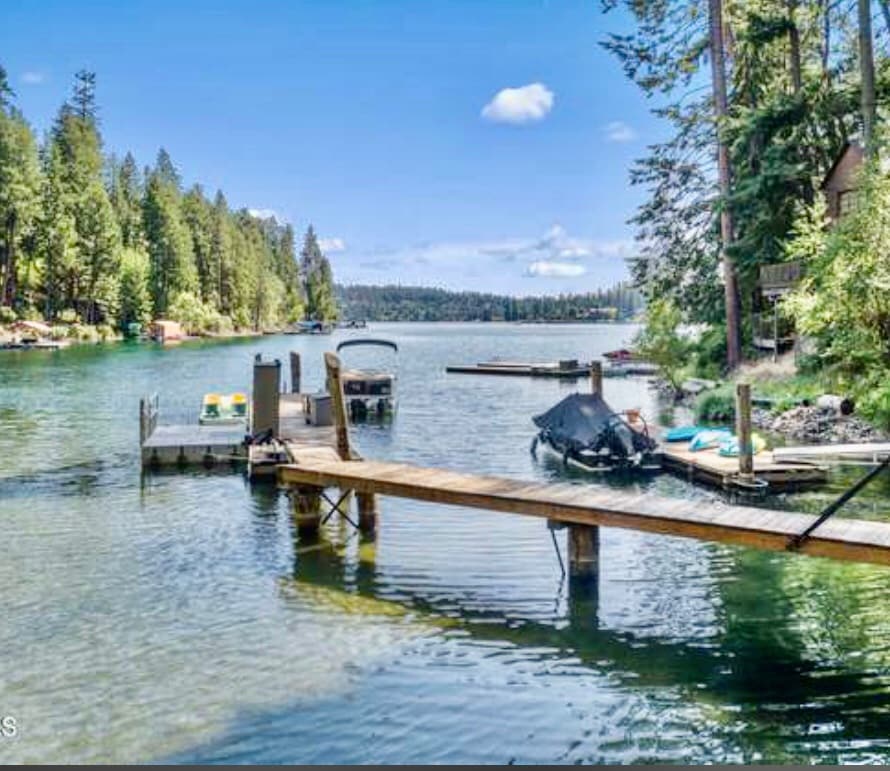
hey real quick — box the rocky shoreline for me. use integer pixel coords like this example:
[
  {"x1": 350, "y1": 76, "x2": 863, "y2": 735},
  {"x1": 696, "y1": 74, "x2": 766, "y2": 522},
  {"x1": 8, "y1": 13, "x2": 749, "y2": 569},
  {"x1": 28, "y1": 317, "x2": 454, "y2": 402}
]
[{"x1": 654, "y1": 377, "x2": 887, "y2": 445}]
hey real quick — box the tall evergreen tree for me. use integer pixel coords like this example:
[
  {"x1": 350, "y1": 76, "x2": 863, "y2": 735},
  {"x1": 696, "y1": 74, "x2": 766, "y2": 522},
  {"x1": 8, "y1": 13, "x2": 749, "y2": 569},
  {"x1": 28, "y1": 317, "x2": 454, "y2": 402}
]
[{"x1": 0, "y1": 69, "x2": 42, "y2": 307}]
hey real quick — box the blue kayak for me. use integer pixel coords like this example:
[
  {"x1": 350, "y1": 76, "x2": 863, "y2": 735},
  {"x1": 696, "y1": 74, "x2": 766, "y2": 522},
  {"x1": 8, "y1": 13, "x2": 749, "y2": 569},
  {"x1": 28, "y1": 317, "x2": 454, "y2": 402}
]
[
  {"x1": 664, "y1": 426, "x2": 702, "y2": 442},
  {"x1": 688, "y1": 428, "x2": 732, "y2": 452},
  {"x1": 664, "y1": 425, "x2": 725, "y2": 442}
]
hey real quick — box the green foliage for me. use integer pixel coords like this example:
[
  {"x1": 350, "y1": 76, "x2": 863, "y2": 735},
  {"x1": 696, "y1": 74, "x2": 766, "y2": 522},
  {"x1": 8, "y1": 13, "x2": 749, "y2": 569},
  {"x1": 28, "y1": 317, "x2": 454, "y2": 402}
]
[
  {"x1": 337, "y1": 283, "x2": 643, "y2": 322},
  {"x1": 59, "y1": 308, "x2": 78, "y2": 324},
  {"x1": 0, "y1": 306, "x2": 15, "y2": 323},
  {"x1": 634, "y1": 297, "x2": 690, "y2": 390},
  {"x1": 0, "y1": 65, "x2": 313, "y2": 334},
  {"x1": 690, "y1": 323, "x2": 727, "y2": 379},
  {"x1": 695, "y1": 385, "x2": 736, "y2": 423},
  {"x1": 117, "y1": 247, "x2": 152, "y2": 329},
  {"x1": 300, "y1": 225, "x2": 338, "y2": 321}
]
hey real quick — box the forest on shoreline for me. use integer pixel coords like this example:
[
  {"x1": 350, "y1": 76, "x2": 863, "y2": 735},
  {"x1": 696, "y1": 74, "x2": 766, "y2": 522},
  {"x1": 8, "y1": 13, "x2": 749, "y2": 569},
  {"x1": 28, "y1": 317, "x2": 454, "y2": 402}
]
[
  {"x1": 0, "y1": 67, "x2": 337, "y2": 337},
  {"x1": 337, "y1": 283, "x2": 643, "y2": 322}
]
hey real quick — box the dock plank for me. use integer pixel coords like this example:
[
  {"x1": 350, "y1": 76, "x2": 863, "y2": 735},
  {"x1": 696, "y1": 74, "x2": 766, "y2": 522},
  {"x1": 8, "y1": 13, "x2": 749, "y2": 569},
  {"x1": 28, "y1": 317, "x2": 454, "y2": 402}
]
[{"x1": 278, "y1": 457, "x2": 890, "y2": 566}]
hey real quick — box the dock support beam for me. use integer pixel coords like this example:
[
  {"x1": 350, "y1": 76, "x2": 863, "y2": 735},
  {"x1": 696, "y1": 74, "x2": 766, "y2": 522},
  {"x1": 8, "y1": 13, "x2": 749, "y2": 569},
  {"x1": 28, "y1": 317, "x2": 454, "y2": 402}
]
[
  {"x1": 737, "y1": 382, "x2": 754, "y2": 479},
  {"x1": 292, "y1": 485, "x2": 322, "y2": 535},
  {"x1": 356, "y1": 492, "x2": 378, "y2": 533},
  {"x1": 572, "y1": 360, "x2": 602, "y2": 581},
  {"x1": 325, "y1": 351, "x2": 379, "y2": 529},
  {"x1": 568, "y1": 525, "x2": 600, "y2": 580}
]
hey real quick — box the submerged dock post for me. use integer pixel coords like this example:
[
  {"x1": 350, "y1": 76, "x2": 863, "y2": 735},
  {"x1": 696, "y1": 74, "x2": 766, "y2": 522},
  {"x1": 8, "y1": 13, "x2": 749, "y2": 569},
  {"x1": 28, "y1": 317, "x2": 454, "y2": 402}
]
[
  {"x1": 568, "y1": 524, "x2": 600, "y2": 580},
  {"x1": 737, "y1": 382, "x2": 754, "y2": 478},
  {"x1": 292, "y1": 485, "x2": 322, "y2": 535},
  {"x1": 290, "y1": 352, "x2": 301, "y2": 393},
  {"x1": 569, "y1": 359, "x2": 603, "y2": 581},
  {"x1": 590, "y1": 360, "x2": 603, "y2": 396}
]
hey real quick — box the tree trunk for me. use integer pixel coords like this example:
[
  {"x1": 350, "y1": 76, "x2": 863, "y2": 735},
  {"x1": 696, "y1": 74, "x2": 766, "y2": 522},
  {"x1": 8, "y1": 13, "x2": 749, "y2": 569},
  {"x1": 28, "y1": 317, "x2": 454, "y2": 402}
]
[
  {"x1": 859, "y1": 0, "x2": 877, "y2": 155},
  {"x1": 708, "y1": 0, "x2": 742, "y2": 371},
  {"x1": 821, "y1": 0, "x2": 831, "y2": 81},
  {"x1": 788, "y1": 0, "x2": 803, "y2": 94}
]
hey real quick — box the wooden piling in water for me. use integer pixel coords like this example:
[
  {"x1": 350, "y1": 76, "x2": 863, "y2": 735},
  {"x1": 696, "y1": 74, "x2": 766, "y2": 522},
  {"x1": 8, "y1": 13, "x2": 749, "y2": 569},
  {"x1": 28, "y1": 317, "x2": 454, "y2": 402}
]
[
  {"x1": 568, "y1": 519, "x2": 600, "y2": 579},
  {"x1": 290, "y1": 352, "x2": 301, "y2": 394},
  {"x1": 590, "y1": 360, "x2": 603, "y2": 396},
  {"x1": 324, "y1": 351, "x2": 378, "y2": 529},
  {"x1": 292, "y1": 485, "x2": 322, "y2": 535},
  {"x1": 572, "y1": 359, "x2": 604, "y2": 578},
  {"x1": 737, "y1": 382, "x2": 754, "y2": 478}
]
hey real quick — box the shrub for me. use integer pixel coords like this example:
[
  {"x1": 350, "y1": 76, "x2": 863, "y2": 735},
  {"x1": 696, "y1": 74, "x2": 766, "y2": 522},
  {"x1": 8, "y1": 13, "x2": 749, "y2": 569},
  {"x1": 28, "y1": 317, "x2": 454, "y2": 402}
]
[
  {"x1": 0, "y1": 307, "x2": 15, "y2": 324},
  {"x1": 96, "y1": 324, "x2": 116, "y2": 342},
  {"x1": 634, "y1": 298, "x2": 690, "y2": 391},
  {"x1": 59, "y1": 309, "x2": 79, "y2": 324},
  {"x1": 49, "y1": 325, "x2": 68, "y2": 341},
  {"x1": 695, "y1": 385, "x2": 736, "y2": 423}
]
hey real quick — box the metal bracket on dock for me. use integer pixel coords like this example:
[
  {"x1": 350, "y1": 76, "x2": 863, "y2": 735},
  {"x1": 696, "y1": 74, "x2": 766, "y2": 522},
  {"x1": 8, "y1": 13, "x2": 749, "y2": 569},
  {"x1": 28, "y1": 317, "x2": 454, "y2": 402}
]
[
  {"x1": 320, "y1": 489, "x2": 358, "y2": 529},
  {"x1": 788, "y1": 455, "x2": 890, "y2": 551}
]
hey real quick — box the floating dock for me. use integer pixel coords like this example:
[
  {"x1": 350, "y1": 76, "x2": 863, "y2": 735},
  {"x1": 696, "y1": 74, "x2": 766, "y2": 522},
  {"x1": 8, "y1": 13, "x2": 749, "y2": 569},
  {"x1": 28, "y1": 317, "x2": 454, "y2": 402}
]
[
  {"x1": 446, "y1": 360, "x2": 593, "y2": 378},
  {"x1": 661, "y1": 444, "x2": 827, "y2": 489}
]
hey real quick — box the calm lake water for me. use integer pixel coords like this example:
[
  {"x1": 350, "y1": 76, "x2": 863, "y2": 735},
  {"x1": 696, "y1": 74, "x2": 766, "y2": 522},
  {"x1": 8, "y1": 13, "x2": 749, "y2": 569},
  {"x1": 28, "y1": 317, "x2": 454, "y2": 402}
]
[{"x1": 3, "y1": 322, "x2": 890, "y2": 764}]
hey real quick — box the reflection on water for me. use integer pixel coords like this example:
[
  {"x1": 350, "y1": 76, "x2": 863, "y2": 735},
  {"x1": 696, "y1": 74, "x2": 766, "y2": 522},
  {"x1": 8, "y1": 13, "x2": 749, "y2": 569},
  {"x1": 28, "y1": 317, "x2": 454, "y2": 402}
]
[{"x1": 2, "y1": 323, "x2": 890, "y2": 763}]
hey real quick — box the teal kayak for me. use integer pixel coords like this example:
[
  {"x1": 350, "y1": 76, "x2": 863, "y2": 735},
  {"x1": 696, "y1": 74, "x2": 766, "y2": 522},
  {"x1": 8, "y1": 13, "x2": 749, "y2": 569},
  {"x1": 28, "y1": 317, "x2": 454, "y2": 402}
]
[
  {"x1": 689, "y1": 428, "x2": 732, "y2": 452},
  {"x1": 665, "y1": 426, "x2": 708, "y2": 442}
]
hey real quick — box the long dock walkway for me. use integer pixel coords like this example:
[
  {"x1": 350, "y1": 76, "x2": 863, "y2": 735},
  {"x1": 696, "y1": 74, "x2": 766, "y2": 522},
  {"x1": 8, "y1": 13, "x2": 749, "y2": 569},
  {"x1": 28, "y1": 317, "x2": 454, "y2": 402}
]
[{"x1": 279, "y1": 456, "x2": 890, "y2": 566}]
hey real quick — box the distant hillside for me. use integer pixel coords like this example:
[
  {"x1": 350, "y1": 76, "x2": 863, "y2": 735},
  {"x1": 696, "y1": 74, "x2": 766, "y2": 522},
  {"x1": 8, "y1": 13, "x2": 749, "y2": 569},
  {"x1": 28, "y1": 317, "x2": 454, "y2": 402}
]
[{"x1": 335, "y1": 283, "x2": 643, "y2": 322}]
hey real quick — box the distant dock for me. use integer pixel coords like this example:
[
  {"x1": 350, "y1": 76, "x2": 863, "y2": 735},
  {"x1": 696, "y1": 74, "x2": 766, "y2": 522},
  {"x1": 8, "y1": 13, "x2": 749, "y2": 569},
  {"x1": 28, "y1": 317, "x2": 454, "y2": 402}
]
[{"x1": 446, "y1": 359, "x2": 658, "y2": 379}]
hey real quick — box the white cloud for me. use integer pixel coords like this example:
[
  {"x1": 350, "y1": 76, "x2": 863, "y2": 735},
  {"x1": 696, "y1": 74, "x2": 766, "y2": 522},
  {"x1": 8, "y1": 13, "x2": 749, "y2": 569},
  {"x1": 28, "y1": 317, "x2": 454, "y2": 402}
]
[
  {"x1": 481, "y1": 82, "x2": 554, "y2": 124},
  {"x1": 319, "y1": 237, "x2": 346, "y2": 253},
  {"x1": 604, "y1": 121, "x2": 636, "y2": 143},
  {"x1": 20, "y1": 71, "x2": 45, "y2": 85},
  {"x1": 525, "y1": 261, "x2": 587, "y2": 278},
  {"x1": 247, "y1": 208, "x2": 283, "y2": 222}
]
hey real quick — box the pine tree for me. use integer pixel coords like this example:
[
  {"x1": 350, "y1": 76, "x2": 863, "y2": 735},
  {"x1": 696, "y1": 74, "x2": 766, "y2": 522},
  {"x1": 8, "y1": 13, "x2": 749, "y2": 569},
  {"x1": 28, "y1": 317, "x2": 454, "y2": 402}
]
[
  {"x1": 143, "y1": 151, "x2": 196, "y2": 315},
  {"x1": 0, "y1": 75, "x2": 42, "y2": 307}
]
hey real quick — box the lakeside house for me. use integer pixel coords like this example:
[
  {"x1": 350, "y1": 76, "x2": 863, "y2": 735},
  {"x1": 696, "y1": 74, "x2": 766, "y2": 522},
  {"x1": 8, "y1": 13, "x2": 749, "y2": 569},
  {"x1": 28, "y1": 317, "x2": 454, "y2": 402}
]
[
  {"x1": 151, "y1": 319, "x2": 184, "y2": 344},
  {"x1": 821, "y1": 141, "x2": 865, "y2": 223}
]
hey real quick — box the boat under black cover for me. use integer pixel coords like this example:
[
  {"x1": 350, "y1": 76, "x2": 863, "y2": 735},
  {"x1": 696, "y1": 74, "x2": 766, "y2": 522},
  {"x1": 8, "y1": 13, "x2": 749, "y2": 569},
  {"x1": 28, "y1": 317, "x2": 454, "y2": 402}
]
[{"x1": 532, "y1": 392, "x2": 658, "y2": 471}]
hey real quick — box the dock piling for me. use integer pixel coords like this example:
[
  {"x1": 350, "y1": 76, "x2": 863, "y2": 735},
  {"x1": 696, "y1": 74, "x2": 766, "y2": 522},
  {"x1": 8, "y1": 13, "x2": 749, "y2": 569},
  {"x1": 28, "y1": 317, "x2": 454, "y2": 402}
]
[
  {"x1": 252, "y1": 357, "x2": 282, "y2": 436},
  {"x1": 290, "y1": 352, "x2": 301, "y2": 393},
  {"x1": 292, "y1": 485, "x2": 323, "y2": 535},
  {"x1": 737, "y1": 383, "x2": 754, "y2": 478},
  {"x1": 590, "y1": 360, "x2": 603, "y2": 396},
  {"x1": 578, "y1": 360, "x2": 603, "y2": 578},
  {"x1": 568, "y1": 524, "x2": 600, "y2": 580}
]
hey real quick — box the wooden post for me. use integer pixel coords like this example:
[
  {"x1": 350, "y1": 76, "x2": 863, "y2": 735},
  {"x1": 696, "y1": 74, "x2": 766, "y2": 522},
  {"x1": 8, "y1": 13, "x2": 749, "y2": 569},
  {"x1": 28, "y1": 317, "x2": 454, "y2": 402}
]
[
  {"x1": 139, "y1": 397, "x2": 147, "y2": 445},
  {"x1": 324, "y1": 352, "x2": 351, "y2": 460},
  {"x1": 737, "y1": 382, "x2": 754, "y2": 478},
  {"x1": 252, "y1": 357, "x2": 281, "y2": 436},
  {"x1": 290, "y1": 352, "x2": 301, "y2": 393},
  {"x1": 590, "y1": 360, "x2": 603, "y2": 397},
  {"x1": 568, "y1": 525, "x2": 599, "y2": 579},
  {"x1": 773, "y1": 299, "x2": 779, "y2": 364},
  {"x1": 357, "y1": 492, "x2": 378, "y2": 533},
  {"x1": 292, "y1": 485, "x2": 322, "y2": 535}
]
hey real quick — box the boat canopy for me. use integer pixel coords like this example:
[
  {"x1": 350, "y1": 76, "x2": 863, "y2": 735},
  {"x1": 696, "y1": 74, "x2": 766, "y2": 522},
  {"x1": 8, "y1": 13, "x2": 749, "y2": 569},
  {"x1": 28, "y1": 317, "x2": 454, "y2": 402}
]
[
  {"x1": 336, "y1": 338, "x2": 398, "y2": 353},
  {"x1": 533, "y1": 393, "x2": 656, "y2": 455}
]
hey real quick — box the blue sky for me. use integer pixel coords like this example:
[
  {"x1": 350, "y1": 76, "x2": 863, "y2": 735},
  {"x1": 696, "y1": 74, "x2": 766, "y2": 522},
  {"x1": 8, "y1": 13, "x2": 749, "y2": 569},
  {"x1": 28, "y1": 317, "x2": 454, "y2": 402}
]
[{"x1": 2, "y1": 0, "x2": 656, "y2": 295}]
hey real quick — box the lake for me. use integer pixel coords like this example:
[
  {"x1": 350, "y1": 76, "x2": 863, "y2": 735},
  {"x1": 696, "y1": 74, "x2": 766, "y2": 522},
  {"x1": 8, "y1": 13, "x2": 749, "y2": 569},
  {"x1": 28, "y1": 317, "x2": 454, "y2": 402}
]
[{"x1": 2, "y1": 322, "x2": 890, "y2": 763}]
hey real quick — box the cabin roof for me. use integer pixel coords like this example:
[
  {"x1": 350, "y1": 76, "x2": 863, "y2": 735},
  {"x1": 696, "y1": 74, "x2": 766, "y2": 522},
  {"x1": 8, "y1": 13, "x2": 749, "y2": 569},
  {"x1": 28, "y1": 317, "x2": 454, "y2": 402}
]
[{"x1": 820, "y1": 142, "x2": 865, "y2": 190}]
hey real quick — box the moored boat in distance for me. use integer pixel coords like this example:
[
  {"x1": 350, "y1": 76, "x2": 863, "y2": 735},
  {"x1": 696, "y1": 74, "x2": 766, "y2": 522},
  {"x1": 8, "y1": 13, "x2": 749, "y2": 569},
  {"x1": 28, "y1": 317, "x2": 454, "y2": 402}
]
[{"x1": 335, "y1": 338, "x2": 399, "y2": 422}]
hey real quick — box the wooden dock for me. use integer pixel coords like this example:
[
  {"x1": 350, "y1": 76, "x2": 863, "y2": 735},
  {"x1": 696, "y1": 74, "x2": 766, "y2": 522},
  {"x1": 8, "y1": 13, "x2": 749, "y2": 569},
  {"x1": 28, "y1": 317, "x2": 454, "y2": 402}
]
[
  {"x1": 278, "y1": 456, "x2": 890, "y2": 566},
  {"x1": 446, "y1": 361, "x2": 592, "y2": 378},
  {"x1": 773, "y1": 442, "x2": 890, "y2": 465},
  {"x1": 660, "y1": 444, "x2": 827, "y2": 489}
]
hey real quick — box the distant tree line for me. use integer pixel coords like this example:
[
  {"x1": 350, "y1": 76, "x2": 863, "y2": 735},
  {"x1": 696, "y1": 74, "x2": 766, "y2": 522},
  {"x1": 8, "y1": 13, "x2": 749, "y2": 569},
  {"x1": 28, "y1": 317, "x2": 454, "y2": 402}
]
[
  {"x1": 336, "y1": 283, "x2": 643, "y2": 322},
  {"x1": 0, "y1": 67, "x2": 338, "y2": 333}
]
